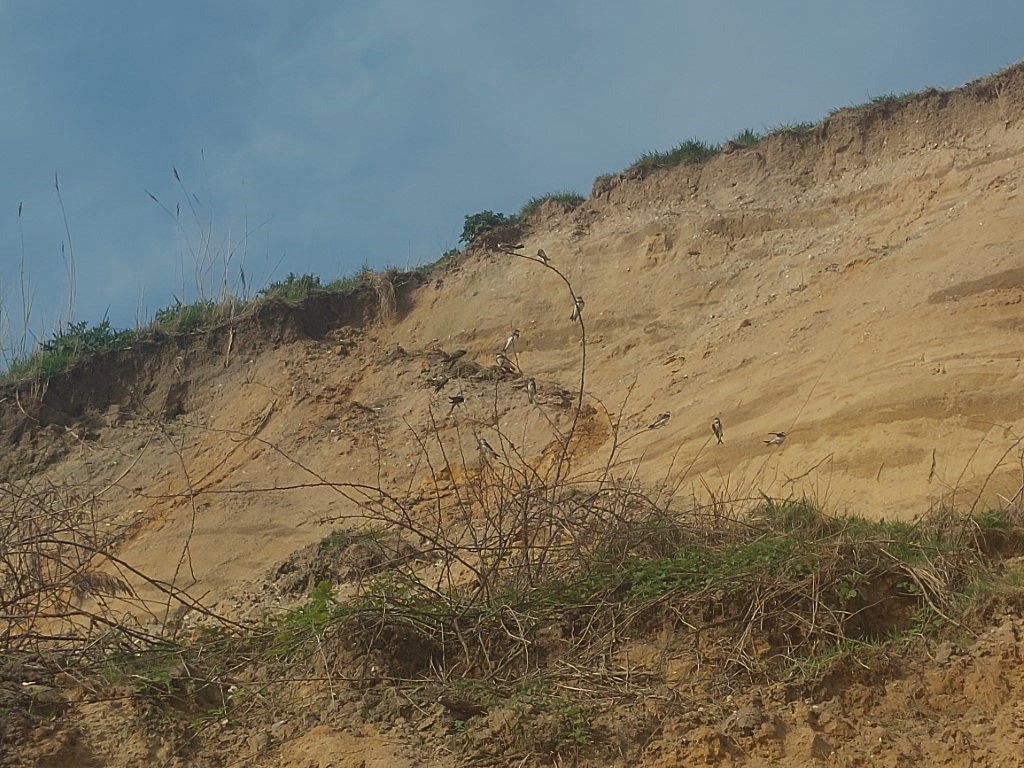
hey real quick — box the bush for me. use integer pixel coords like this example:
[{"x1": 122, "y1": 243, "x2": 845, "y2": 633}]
[{"x1": 460, "y1": 210, "x2": 512, "y2": 245}]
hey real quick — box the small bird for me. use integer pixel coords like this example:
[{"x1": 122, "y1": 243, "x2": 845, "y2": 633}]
[
  {"x1": 570, "y1": 295, "x2": 585, "y2": 322},
  {"x1": 444, "y1": 349, "x2": 467, "y2": 366},
  {"x1": 764, "y1": 431, "x2": 787, "y2": 446},
  {"x1": 648, "y1": 412, "x2": 671, "y2": 430},
  {"x1": 478, "y1": 436, "x2": 498, "y2": 461},
  {"x1": 438, "y1": 693, "x2": 488, "y2": 719},
  {"x1": 526, "y1": 377, "x2": 537, "y2": 404},
  {"x1": 495, "y1": 352, "x2": 516, "y2": 371},
  {"x1": 536, "y1": 248, "x2": 549, "y2": 264},
  {"x1": 448, "y1": 395, "x2": 465, "y2": 414},
  {"x1": 502, "y1": 329, "x2": 520, "y2": 353},
  {"x1": 711, "y1": 417, "x2": 724, "y2": 444},
  {"x1": 430, "y1": 374, "x2": 449, "y2": 392},
  {"x1": 497, "y1": 242, "x2": 524, "y2": 253}
]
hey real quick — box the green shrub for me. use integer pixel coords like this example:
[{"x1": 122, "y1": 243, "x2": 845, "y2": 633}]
[
  {"x1": 4, "y1": 319, "x2": 136, "y2": 380},
  {"x1": 459, "y1": 210, "x2": 512, "y2": 244}
]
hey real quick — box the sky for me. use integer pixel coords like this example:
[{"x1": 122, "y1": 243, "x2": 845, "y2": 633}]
[{"x1": 1, "y1": 2, "x2": 1022, "y2": 360}]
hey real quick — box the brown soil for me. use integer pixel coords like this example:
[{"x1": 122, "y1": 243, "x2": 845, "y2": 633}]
[{"x1": 5, "y1": 63, "x2": 1024, "y2": 766}]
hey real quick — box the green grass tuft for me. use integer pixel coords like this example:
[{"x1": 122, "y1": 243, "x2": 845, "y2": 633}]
[
  {"x1": 517, "y1": 191, "x2": 585, "y2": 220},
  {"x1": 150, "y1": 299, "x2": 228, "y2": 335},
  {"x1": 728, "y1": 128, "x2": 762, "y2": 147},
  {"x1": 629, "y1": 138, "x2": 720, "y2": 173},
  {"x1": 259, "y1": 273, "x2": 323, "y2": 303}
]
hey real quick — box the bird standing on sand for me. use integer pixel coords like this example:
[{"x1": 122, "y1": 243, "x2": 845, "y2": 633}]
[
  {"x1": 495, "y1": 352, "x2": 516, "y2": 372},
  {"x1": 536, "y1": 248, "x2": 549, "y2": 264},
  {"x1": 478, "y1": 437, "x2": 499, "y2": 461},
  {"x1": 526, "y1": 377, "x2": 537, "y2": 404},
  {"x1": 502, "y1": 329, "x2": 520, "y2": 353},
  {"x1": 430, "y1": 374, "x2": 449, "y2": 392},
  {"x1": 571, "y1": 296, "x2": 585, "y2": 322},
  {"x1": 448, "y1": 395, "x2": 465, "y2": 414},
  {"x1": 764, "y1": 431, "x2": 787, "y2": 446},
  {"x1": 648, "y1": 412, "x2": 671, "y2": 430},
  {"x1": 711, "y1": 417, "x2": 724, "y2": 444}
]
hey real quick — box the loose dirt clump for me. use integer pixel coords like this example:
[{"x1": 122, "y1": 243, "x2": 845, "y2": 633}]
[{"x1": 272, "y1": 530, "x2": 423, "y2": 596}]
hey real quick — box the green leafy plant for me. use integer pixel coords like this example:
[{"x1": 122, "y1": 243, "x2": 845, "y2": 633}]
[
  {"x1": 259, "y1": 272, "x2": 323, "y2": 302},
  {"x1": 4, "y1": 318, "x2": 136, "y2": 380},
  {"x1": 459, "y1": 210, "x2": 512, "y2": 244},
  {"x1": 281, "y1": 579, "x2": 336, "y2": 633}
]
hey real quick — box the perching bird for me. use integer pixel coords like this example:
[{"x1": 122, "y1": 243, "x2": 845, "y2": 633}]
[
  {"x1": 502, "y1": 329, "x2": 520, "y2": 353},
  {"x1": 478, "y1": 437, "x2": 498, "y2": 460},
  {"x1": 711, "y1": 417, "x2": 724, "y2": 444},
  {"x1": 495, "y1": 352, "x2": 516, "y2": 371},
  {"x1": 648, "y1": 412, "x2": 671, "y2": 430},
  {"x1": 536, "y1": 248, "x2": 549, "y2": 264},
  {"x1": 444, "y1": 349, "x2": 467, "y2": 366},
  {"x1": 448, "y1": 395, "x2": 465, "y2": 414},
  {"x1": 570, "y1": 296, "x2": 585, "y2": 322},
  {"x1": 438, "y1": 693, "x2": 488, "y2": 719},
  {"x1": 526, "y1": 377, "x2": 537, "y2": 404},
  {"x1": 764, "y1": 431, "x2": 787, "y2": 446},
  {"x1": 430, "y1": 374, "x2": 449, "y2": 392}
]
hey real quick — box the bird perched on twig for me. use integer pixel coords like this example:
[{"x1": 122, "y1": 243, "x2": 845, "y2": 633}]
[
  {"x1": 495, "y1": 352, "x2": 517, "y2": 372},
  {"x1": 570, "y1": 296, "x2": 585, "y2": 322},
  {"x1": 536, "y1": 248, "x2": 549, "y2": 264},
  {"x1": 478, "y1": 436, "x2": 499, "y2": 461},
  {"x1": 711, "y1": 417, "x2": 724, "y2": 444},
  {"x1": 648, "y1": 412, "x2": 671, "y2": 430},
  {"x1": 448, "y1": 395, "x2": 465, "y2": 414},
  {"x1": 764, "y1": 431, "x2": 787, "y2": 446},
  {"x1": 526, "y1": 377, "x2": 537, "y2": 404},
  {"x1": 502, "y1": 329, "x2": 520, "y2": 353}
]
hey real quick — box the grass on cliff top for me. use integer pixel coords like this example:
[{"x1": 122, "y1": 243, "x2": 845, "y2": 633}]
[{"x1": 0, "y1": 267, "x2": 395, "y2": 385}]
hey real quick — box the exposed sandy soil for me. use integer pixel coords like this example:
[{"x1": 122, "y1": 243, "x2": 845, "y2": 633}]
[{"x1": 5, "y1": 63, "x2": 1024, "y2": 767}]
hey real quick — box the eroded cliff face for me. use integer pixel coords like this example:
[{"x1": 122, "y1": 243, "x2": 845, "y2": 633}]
[
  {"x1": 6, "y1": 62, "x2": 1024, "y2": 768},
  {"x1": 4, "y1": 63, "x2": 1024, "y2": 610}
]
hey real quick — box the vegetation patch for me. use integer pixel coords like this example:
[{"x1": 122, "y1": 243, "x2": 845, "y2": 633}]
[
  {"x1": 3, "y1": 319, "x2": 136, "y2": 380},
  {"x1": 517, "y1": 191, "x2": 585, "y2": 221},
  {"x1": 727, "y1": 128, "x2": 762, "y2": 148},
  {"x1": 627, "y1": 138, "x2": 720, "y2": 175}
]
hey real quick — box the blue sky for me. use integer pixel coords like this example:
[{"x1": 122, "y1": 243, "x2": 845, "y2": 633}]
[{"x1": 1, "y1": 2, "x2": 1021, "y2": 359}]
